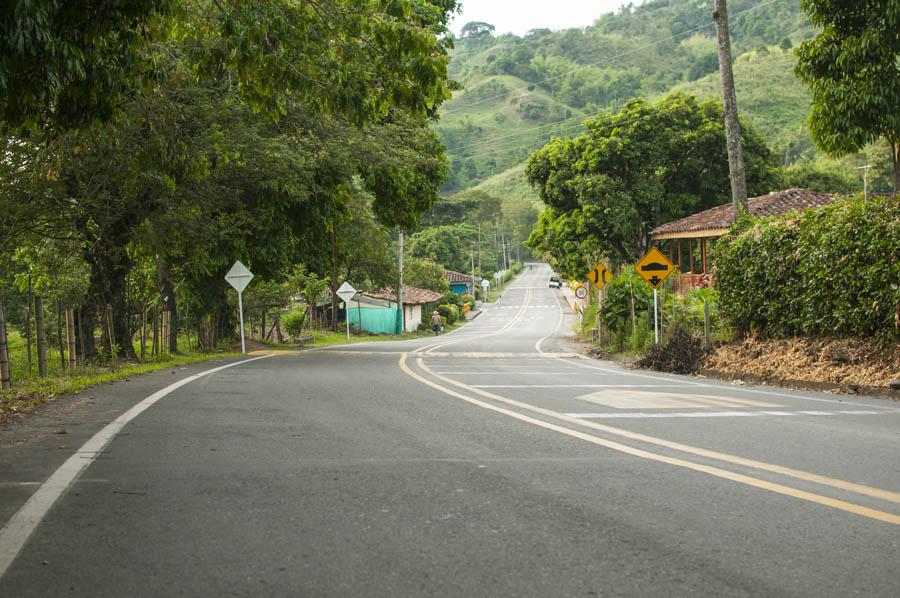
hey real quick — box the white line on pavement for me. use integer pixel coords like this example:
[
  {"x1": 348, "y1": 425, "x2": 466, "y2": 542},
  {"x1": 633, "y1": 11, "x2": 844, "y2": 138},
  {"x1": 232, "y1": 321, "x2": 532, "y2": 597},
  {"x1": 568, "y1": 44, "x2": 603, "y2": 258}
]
[
  {"x1": 565, "y1": 410, "x2": 884, "y2": 419},
  {"x1": 0, "y1": 354, "x2": 273, "y2": 581}
]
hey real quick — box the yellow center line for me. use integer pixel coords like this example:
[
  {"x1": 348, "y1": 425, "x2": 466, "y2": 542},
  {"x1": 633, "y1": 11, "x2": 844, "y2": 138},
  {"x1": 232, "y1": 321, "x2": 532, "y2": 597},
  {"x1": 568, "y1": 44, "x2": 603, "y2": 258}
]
[
  {"x1": 419, "y1": 357, "x2": 900, "y2": 505},
  {"x1": 398, "y1": 353, "x2": 900, "y2": 525}
]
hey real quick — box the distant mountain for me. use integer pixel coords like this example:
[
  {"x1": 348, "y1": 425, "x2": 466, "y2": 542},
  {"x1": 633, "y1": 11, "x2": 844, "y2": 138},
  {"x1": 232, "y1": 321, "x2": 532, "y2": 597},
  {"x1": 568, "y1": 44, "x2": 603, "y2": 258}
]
[{"x1": 437, "y1": 0, "x2": 814, "y2": 194}]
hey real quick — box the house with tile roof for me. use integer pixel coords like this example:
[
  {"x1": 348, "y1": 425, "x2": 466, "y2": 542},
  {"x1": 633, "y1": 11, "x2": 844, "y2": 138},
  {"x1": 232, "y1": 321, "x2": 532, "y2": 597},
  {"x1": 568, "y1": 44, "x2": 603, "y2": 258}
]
[
  {"x1": 357, "y1": 286, "x2": 444, "y2": 333},
  {"x1": 444, "y1": 270, "x2": 478, "y2": 296},
  {"x1": 650, "y1": 189, "x2": 838, "y2": 291}
]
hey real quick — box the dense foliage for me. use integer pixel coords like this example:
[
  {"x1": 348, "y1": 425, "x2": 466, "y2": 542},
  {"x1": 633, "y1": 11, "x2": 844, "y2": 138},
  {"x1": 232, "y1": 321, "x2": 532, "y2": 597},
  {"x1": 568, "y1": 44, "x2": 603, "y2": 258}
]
[
  {"x1": 525, "y1": 93, "x2": 778, "y2": 273},
  {"x1": 795, "y1": 0, "x2": 900, "y2": 192},
  {"x1": 714, "y1": 194, "x2": 900, "y2": 340}
]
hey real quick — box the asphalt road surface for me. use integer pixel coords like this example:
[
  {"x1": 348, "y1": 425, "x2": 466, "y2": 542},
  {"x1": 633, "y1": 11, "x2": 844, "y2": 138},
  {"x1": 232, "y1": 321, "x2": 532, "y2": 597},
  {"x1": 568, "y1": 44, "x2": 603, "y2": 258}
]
[{"x1": 1, "y1": 264, "x2": 898, "y2": 596}]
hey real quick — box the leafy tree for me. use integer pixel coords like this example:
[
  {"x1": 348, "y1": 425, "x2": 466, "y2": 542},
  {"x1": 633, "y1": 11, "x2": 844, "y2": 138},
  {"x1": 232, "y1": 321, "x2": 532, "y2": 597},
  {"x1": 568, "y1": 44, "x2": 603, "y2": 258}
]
[
  {"x1": 779, "y1": 160, "x2": 859, "y2": 193},
  {"x1": 404, "y1": 258, "x2": 450, "y2": 293},
  {"x1": 526, "y1": 93, "x2": 778, "y2": 265},
  {"x1": 460, "y1": 21, "x2": 495, "y2": 39},
  {"x1": 408, "y1": 223, "x2": 477, "y2": 273},
  {"x1": 795, "y1": 0, "x2": 900, "y2": 192},
  {"x1": 0, "y1": 0, "x2": 170, "y2": 130}
]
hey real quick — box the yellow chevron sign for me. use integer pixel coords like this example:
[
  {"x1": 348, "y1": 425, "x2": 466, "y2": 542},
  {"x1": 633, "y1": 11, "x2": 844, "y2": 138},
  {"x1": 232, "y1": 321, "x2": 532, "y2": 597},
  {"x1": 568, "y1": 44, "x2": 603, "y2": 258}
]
[{"x1": 587, "y1": 261, "x2": 611, "y2": 289}]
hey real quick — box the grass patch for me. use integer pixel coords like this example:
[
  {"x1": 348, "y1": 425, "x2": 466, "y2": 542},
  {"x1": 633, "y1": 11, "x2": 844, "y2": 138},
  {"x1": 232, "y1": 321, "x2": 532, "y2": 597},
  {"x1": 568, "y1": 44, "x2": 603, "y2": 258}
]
[{"x1": 0, "y1": 348, "x2": 239, "y2": 423}]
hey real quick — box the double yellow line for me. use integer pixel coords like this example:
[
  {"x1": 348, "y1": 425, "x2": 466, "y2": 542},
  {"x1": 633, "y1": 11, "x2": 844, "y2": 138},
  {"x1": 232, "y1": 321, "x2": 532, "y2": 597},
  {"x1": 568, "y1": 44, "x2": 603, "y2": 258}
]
[{"x1": 399, "y1": 353, "x2": 900, "y2": 525}]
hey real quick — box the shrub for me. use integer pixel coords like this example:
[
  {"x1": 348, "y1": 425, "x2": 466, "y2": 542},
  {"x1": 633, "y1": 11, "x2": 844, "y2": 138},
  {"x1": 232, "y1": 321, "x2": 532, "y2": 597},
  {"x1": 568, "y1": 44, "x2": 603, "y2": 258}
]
[
  {"x1": 459, "y1": 293, "x2": 475, "y2": 305},
  {"x1": 636, "y1": 326, "x2": 710, "y2": 374},
  {"x1": 714, "y1": 194, "x2": 899, "y2": 340},
  {"x1": 281, "y1": 307, "x2": 307, "y2": 338},
  {"x1": 437, "y1": 303, "x2": 459, "y2": 325}
]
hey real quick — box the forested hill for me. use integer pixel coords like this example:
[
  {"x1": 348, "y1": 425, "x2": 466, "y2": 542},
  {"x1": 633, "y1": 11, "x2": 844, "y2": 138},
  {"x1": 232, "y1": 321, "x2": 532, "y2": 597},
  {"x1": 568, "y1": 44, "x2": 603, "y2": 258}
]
[{"x1": 437, "y1": 0, "x2": 812, "y2": 194}]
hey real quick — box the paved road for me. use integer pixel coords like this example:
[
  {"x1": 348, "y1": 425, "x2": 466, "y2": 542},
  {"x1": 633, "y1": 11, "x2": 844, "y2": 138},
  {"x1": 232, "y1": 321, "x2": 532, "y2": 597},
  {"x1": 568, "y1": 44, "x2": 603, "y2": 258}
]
[{"x1": 1, "y1": 264, "x2": 898, "y2": 596}]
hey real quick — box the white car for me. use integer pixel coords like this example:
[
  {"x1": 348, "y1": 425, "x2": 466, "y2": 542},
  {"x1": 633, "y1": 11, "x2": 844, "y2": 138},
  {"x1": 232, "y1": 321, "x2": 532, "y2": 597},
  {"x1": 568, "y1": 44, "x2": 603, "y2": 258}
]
[{"x1": 548, "y1": 276, "x2": 562, "y2": 289}]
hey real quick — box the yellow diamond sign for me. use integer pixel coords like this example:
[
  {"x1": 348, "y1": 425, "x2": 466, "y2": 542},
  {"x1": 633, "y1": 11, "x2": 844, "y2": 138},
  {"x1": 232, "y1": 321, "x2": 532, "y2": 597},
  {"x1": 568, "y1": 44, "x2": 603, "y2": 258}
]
[
  {"x1": 586, "y1": 261, "x2": 611, "y2": 289},
  {"x1": 635, "y1": 247, "x2": 676, "y2": 289}
]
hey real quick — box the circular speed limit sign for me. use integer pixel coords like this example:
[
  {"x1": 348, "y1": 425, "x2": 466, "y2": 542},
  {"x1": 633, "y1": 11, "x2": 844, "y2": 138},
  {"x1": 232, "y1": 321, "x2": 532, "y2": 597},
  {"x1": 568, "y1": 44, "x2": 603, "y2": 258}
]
[{"x1": 574, "y1": 285, "x2": 588, "y2": 299}]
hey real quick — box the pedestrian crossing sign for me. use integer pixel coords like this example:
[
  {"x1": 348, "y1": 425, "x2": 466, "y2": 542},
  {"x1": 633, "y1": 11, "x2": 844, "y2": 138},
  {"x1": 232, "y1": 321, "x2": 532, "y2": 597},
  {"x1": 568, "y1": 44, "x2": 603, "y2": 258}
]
[
  {"x1": 587, "y1": 261, "x2": 611, "y2": 289},
  {"x1": 635, "y1": 247, "x2": 676, "y2": 289}
]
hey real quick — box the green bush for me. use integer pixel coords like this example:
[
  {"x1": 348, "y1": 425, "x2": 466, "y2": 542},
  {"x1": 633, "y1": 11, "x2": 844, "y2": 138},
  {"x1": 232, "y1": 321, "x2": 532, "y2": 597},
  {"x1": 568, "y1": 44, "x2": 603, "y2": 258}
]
[
  {"x1": 437, "y1": 303, "x2": 459, "y2": 325},
  {"x1": 714, "y1": 194, "x2": 899, "y2": 340},
  {"x1": 510, "y1": 261, "x2": 523, "y2": 274},
  {"x1": 281, "y1": 307, "x2": 307, "y2": 337}
]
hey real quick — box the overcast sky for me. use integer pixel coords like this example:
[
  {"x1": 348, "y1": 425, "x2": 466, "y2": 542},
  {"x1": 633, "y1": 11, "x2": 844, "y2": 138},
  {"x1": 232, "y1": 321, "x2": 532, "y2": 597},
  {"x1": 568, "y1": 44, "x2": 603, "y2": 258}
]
[{"x1": 450, "y1": 1, "x2": 638, "y2": 37}]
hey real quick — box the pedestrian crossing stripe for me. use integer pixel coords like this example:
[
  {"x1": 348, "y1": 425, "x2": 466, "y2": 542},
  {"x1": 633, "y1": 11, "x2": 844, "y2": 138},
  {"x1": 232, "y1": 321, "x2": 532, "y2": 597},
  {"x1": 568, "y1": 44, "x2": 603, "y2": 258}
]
[
  {"x1": 565, "y1": 410, "x2": 883, "y2": 420},
  {"x1": 576, "y1": 389, "x2": 780, "y2": 409}
]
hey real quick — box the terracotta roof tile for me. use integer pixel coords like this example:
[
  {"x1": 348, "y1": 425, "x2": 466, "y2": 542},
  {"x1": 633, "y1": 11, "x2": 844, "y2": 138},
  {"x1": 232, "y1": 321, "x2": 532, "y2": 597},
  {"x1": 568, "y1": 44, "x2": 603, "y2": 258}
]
[
  {"x1": 444, "y1": 270, "x2": 477, "y2": 283},
  {"x1": 362, "y1": 286, "x2": 444, "y2": 305},
  {"x1": 651, "y1": 189, "x2": 837, "y2": 238}
]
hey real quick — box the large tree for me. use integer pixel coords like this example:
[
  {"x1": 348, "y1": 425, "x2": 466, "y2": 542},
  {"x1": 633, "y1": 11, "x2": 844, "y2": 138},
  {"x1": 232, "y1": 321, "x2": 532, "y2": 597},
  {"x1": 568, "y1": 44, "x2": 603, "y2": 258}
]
[
  {"x1": 525, "y1": 93, "x2": 778, "y2": 267},
  {"x1": 795, "y1": 0, "x2": 900, "y2": 193}
]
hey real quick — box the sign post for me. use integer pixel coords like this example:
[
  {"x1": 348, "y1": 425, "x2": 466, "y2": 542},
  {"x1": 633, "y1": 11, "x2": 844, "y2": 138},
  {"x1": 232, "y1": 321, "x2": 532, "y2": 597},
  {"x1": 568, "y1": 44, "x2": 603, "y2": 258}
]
[
  {"x1": 634, "y1": 248, "x2": 676, "y2": 344},
  {"x1": 225, "y1": 261, "x2": 254, "y2": 354},
  {"x1": 481, "y1": 278, "x2": 490, "y2": 302},
  {"x1": 336, "y1": 281, "x2": 358, "y2": 341}
]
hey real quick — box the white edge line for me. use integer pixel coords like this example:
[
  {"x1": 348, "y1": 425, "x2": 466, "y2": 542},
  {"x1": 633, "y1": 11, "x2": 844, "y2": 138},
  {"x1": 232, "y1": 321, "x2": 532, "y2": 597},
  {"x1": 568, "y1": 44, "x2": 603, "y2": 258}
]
[{"x1": 0, "y1": 354, "x2": 272, "y2": 580}]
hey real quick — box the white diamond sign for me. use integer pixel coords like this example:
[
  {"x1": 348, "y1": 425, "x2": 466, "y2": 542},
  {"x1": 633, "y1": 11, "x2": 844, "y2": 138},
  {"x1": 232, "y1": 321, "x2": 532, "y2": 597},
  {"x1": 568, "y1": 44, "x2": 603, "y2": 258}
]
[
  {"x1": 336, "y1": 281, "x2": 357, "y2": 304},
  {"x1": 225, "y1": 261, "x2": 254, "y2": 293}
]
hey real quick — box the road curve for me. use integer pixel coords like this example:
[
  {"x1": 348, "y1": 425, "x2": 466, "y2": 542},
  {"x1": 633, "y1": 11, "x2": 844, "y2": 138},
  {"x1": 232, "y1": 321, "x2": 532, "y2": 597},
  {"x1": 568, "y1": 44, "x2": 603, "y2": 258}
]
[{"x1": 1, "y1": 264, "x2": 898, "y2": 596}]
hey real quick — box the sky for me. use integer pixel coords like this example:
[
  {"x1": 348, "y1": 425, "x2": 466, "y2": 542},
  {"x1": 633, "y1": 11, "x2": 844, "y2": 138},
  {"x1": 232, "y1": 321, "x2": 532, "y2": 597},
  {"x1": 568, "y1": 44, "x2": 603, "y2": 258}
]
[{"x1": 450, "y1": 0, "x2": 637, "y2": 37}]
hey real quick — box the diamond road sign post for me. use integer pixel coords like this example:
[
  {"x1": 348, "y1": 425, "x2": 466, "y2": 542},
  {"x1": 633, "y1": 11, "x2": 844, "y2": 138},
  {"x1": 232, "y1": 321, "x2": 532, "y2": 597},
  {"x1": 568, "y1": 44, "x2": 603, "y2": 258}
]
[
  {"x1": 634, "y1": 248, "x2": 676, "y2": 345},
  {"x1": 225, "y1": 261, "x2": 254, "y2": 354},
  {"x1": 336, "y1": 281, "x2": 357, "y2": 340}
]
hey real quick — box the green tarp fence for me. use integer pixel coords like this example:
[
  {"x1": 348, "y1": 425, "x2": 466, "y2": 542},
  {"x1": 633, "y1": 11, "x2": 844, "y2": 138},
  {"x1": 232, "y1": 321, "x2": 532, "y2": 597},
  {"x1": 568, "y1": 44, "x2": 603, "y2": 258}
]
[{"x1": 348, "y1": 306, "x2": 401, "y2": 335}]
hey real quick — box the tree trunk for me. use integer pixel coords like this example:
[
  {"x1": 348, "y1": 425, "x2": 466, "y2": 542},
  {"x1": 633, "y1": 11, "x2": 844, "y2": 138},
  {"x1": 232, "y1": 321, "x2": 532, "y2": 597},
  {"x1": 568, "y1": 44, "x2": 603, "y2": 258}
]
[
  {"x1": 35, "y1": 295, "x2": 48, "y2": 377},
  {"x1": 25, "y1": 278, "x2": 33, "y2": 375},
  {"x1": 66, "y1": 309, "x2": 77, "y2": 370},
  {"x1": 892, "y1": 141, "x2": 899, "y2": 197},
  {"x1": 56, "y1": 300, "x2": 66, "y2": 372},
  {"x1": 331, "y1": 228, "x2": 340, "y2": 332},
  {"x1": 161, "y1": 274, "x2": 178, "y2": 354},
  {"x1": 152, "y1": 304, "x2": 159, "y2": 357},
  {"x1": 0, "y1": 299, "x2": 10, "y2": 390},
  {"x1": 140, "y1": 305, "x2": 147, "y2": 360},
  {"x1": 713, "y1": 0, "x2": 748, "y2": 214}
]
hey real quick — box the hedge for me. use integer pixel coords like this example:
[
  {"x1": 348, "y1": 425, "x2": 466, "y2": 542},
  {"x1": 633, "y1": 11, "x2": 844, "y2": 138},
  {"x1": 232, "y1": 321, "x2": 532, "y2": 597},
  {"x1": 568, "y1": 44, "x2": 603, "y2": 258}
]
[{"x1": 714, "y1": 193, "x2": 899, "y2": 340}]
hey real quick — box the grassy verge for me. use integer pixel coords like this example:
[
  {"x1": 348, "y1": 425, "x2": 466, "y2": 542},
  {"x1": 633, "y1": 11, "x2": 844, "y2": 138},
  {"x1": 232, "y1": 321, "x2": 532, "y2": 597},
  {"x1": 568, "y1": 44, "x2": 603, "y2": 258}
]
[
  {"x1": 253, "y1": 320, "x2": 469, "y2": 350},
  {"x1": 0, "y1": 350, "x2": 239, "y2": 423}
]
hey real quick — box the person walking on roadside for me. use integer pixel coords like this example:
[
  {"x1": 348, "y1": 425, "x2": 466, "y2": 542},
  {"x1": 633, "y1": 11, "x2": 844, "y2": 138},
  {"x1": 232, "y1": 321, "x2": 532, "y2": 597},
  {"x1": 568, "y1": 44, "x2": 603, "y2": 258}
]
[{"x1": 431, "y1": 311, "x2": 443, "y2": 335}]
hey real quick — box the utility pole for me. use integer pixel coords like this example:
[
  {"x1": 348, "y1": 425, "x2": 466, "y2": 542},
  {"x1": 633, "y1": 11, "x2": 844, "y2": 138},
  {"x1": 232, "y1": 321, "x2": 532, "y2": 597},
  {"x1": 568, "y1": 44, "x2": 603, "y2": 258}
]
[
  {"x1": 713, "y1": 0, "x2": 748, "y2": 214},
  {"x1": 471, "y1": 249, "x2": 476, "y2": 299},
  {"x1": 397, "y1": 230, "x2": 404, "y2": 334}
]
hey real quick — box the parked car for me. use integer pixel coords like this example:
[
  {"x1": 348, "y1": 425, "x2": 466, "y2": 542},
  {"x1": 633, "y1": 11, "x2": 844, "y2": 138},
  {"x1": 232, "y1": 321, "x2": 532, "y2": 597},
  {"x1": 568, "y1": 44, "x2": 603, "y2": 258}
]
[{"x1": 548, "y1": 276, "x2": 562, "y2": 289}]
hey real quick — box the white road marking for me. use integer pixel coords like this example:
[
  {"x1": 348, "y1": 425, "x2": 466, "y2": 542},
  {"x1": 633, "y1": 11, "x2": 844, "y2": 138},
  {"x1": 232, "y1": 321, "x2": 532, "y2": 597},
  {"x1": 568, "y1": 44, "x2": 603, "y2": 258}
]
[
  {"x1": 566, "y1": 410, "x2": 883, "y2": 420},
  {"x1": 472, "y1": 384, "x2": 676, "y2": 388},
  {"x1": 0, "y1": 354, "x2": 273, "y2": 580}
]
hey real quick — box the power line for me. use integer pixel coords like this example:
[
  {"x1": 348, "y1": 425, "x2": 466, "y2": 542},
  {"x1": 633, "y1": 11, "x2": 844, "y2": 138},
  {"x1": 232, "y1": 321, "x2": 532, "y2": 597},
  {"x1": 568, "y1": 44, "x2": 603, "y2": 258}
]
[{"x1": 442, "y1": 0, "x2": 787, "y2": 117}]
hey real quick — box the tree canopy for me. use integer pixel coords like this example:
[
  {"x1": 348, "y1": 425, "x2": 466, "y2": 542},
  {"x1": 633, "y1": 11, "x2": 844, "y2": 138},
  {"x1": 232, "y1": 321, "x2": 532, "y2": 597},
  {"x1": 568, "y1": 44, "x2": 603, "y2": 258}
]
[
  {"x1": 525, "y1": 93, "x2": 778, "y2": 274},
  {"x1": 795, "y1": 0, "x2": 900, "y2": 192}
]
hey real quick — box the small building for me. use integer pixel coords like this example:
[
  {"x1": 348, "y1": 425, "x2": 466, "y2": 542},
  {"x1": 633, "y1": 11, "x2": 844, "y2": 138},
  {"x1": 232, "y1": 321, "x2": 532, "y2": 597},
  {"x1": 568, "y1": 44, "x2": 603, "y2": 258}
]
[
  {"x1": 357, "y1": 286, "x2": 444, "y2": 333},
  {"x1": 444, "y1": 270, "x2": 478, "y2": 296},
  {"x1": 650, "y1": 188, "x2": 837, "y2": 292}
]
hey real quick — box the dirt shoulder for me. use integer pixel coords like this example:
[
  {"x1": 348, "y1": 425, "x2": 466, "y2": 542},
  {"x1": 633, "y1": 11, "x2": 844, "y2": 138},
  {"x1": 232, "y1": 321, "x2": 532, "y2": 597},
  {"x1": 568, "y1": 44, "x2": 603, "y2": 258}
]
[{"x1": 703, "y1": 336, "x2": 899, "y2": 390}]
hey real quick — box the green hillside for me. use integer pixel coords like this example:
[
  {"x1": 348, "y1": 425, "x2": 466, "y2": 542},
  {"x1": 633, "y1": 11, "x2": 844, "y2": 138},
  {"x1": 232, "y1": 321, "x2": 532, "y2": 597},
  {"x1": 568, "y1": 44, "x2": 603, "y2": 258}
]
[{"x1": 438, "y1": 0, "x2": 814, "y2": 193}]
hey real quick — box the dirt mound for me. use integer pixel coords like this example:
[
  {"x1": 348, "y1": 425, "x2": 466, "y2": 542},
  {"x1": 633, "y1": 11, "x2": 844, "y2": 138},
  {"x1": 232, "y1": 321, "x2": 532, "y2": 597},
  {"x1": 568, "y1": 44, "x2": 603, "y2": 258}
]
[{"x1": 704, "y1": 336, "x2": 899, "y2": 388}]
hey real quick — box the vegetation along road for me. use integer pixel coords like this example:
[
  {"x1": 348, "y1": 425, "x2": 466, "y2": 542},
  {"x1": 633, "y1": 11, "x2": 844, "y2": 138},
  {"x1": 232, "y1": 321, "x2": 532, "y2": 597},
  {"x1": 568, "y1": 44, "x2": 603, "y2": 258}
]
[{"x1": 1, "y1": 266, "x2": 898, "y2": 596}]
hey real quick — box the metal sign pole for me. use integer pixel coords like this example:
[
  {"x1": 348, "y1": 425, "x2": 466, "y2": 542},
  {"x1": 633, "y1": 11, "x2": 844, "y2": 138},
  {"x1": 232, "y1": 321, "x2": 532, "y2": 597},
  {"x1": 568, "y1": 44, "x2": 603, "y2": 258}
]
[
  {"x1": 238, "y1": 290, "x2": 246, "y2": 355},
  {"x1": 344, "y1": 303, "x2": 350, "y2": 341},
  {"x1": 653, "y1": 288, "x2": 659, "y2": 345}
]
